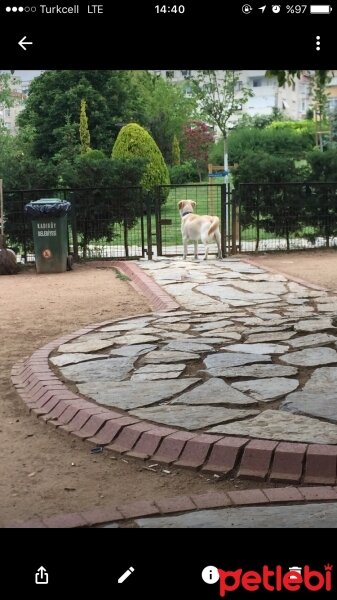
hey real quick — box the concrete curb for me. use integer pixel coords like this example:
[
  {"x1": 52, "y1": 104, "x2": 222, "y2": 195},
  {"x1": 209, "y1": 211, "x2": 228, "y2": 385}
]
[
  {"x1": 10, "y1": 260, "x2": 337, "y2": 494},
  {"x1": 5, "y1": 486, "x2": 337, "y2": 528}
]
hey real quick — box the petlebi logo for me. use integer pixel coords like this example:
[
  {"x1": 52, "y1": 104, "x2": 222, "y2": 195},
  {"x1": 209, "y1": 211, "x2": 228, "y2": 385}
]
[{"x1": 201, "y1": 564, "x2": 333, "y2": 596}]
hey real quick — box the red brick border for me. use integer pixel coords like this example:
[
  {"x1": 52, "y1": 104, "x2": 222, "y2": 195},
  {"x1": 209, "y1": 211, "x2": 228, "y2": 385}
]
[
  {"x1": 10, "y1": 260, "x2": 337, "y2": 494},
  {"x1": 5, "y1": 486, "x2": 337, "y2": 528}
]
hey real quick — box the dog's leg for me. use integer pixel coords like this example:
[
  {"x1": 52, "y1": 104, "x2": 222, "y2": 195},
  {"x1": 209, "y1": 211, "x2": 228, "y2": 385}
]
[
  {"x1": 194, "y1": 241, "x2": 198, "y2": 260},
  {"x1": 204, "y1": 242, "x2": 209, "y2": 260},
  {"x1": 183, "y1": 238, "x2": 188, "y2": 260},
  {"x1": 215, "y1": 230, "x2": 222, "y2": 259}
]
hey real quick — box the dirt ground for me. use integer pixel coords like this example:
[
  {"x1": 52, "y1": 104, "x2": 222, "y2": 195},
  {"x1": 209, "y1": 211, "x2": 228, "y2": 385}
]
[
  {"x1": 1, "y1": 251, "x2": 337, "y2": 526},
  {"x1": 242, "y1": 249, "x2": 337, "y2": 291}
]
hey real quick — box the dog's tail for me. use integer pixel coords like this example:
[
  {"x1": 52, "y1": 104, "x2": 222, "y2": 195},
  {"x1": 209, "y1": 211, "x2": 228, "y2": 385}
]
[{"x1": 208, "y1": 216, "x2": 220, "y2": 237}]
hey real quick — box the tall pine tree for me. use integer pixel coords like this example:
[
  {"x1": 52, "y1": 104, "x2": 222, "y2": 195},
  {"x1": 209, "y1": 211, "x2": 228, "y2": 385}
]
[{"x1": 79, "y1": 99, "x2": 91, "y2": 154}]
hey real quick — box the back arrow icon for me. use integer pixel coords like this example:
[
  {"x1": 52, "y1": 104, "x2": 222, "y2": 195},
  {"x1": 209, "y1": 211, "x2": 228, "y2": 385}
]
[
  {"x1": 259, "y1": 5, "x2": 266, "y2": 12},
  {"x1": 18, "y1": 36, "x2": 33, "y2": 50}
]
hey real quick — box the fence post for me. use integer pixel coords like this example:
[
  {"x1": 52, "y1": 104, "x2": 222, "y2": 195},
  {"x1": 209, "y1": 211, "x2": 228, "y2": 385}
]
[
  {"x1": 231, "y1": 189, "x2": 238, "y2": 254},
  {"x1": 155, "y1": 187, "x2": 163, "y2": 256},
  {"x1": 146, "y1": 194, "x2": 153, "y2": 260},
  {"x1": 220, "y1": 184, "x2": 226, "y2": 257},
  {"x1": 22, "y1": 191, "x2": 27, "y2": 263},
  {"x1": 68, "y1": 192, "x2": 79, "y2": 261}
]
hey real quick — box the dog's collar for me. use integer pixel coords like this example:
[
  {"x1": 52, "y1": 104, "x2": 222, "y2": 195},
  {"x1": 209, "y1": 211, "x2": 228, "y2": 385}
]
[{"x1": 182, "y1": 211, "x2": 193, "y2": 217}]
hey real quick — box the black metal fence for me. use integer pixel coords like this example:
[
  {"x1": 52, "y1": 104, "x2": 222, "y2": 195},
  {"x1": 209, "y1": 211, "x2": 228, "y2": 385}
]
[
  {"x1": 237, "y1": 182, "x2": 337, "y2": 252},
  {"x1": 4, "y1": 182, "x2": 337, "y2": 262},
  {"x1": 3, "y1": 187, "x2": 146, "y2": 262}
]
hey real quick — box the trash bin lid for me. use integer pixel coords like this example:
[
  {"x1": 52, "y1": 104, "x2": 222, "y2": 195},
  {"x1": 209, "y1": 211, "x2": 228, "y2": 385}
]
[
  {"x1": 24, "y1": 198, "x2": 72, "y2": 217},
  {"x1": 31, "y1": 198, "x2": 66, "y2": 204}
]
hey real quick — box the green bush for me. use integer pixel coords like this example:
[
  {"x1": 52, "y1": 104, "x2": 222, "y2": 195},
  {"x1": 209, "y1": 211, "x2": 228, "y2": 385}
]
[
  {"x1": 233, "y1": 151, "x2": 309, "y2": 250},
  {"x1": 306, "y1": 149, "x2": 337, "y2": 181},
  {"x1": 209, "y1": 138, "x2": 224, "y2": 166},
  {"x1": 228, "y1": 126, "x2": 314, "y2": 165},
  {"x1": 112, "y1": 122, "x2": 169, "y2": 190},
  {"x1": 169, "y1": 161, "x2": 199, "y2": 184}
]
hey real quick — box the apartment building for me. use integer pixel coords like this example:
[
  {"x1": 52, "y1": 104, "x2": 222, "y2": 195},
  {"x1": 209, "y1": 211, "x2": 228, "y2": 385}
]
[
  {"x1": 151, "y1": 70, "x2": 313, "y2": 121},
  {"x1": 0, "y1": 70, "x2": 42, "y2": 134}
]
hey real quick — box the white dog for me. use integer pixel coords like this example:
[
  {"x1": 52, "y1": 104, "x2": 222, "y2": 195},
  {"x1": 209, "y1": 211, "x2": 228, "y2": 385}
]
[{"x1": 178, "y1": 200, "x2": 222, "y2": 260}]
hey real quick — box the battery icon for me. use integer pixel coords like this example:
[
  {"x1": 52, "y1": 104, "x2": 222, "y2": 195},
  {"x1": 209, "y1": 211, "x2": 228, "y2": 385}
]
[{"x1": 310, "y1": 5, "x2": 332, "y2": 13}]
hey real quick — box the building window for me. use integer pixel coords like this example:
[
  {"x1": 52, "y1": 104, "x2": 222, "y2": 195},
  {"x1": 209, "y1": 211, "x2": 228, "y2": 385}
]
[
  {"x1": 235, "y1": 81, "x2": 243, "y2": 91},
  {"x1": 249, "y1": 77, "x2": 274, "y2": 88},
  {"x1": 181, "y1": 70, "x2": 191, "y2": 78},
  {"x1": 166, "y1": 70, "x2": 174, "y2": 79}
]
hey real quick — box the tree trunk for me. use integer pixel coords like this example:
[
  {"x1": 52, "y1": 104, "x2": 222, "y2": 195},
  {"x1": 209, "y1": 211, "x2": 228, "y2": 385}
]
[{"x1": 223, "y1": 134, "x2": 229, "y2": 255}]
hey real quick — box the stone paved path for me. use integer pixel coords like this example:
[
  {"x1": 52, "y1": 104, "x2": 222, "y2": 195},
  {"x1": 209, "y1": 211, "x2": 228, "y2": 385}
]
[
  {"x1": 52, "y1": 258, "x2": 337, "y2": 444},
  {"x1": 132, "y1": 502, "x2": 337, "y2": 528}
]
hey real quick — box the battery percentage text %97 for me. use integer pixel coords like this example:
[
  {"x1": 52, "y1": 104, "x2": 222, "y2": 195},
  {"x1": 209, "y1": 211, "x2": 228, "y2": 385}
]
[{"x1": 286, "y1": 4, "x2": 307, "y2": 12}]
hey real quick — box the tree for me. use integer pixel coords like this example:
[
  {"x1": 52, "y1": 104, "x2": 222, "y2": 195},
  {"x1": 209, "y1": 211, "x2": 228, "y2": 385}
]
[
  {"x1": 131, "y1": 71, "x2": 195, "y2": 163},
  {"x1": 171, "y1": 135, "x2": 181, "y2": 166},
  {"x1": 181, "y1": 120, "x2": 214, "y2": 181},
  {"x1": 188, "y1": 71, "x2": 253, "y2": 181},
  {"x1": 310, "y1": 71, "x2": 332, "y2": 138},
  {"x1": 79, "y1": 99, "x2": 91, "y2": 153},
  {"x1": 0, "y1": 72, "x2": 13, "y2": 109},
  {"x1": 18, "y1": 70, "x2": 143, "y2": 158},
  {"x1": 227, "y1": 122, "x2": 315, "y2": 164},
  {"x1": 266, "y1": 70, "x2": 330, "y2": 87},
  {"x1": 233, "y1": 151, "x2": 308, "y2": 251},
  {"x1": 112, "y1": 123, "x2": 170, "y2": 205},
  {"x1": 61, "y1": 150, "x2": 146, "y2": 258}
]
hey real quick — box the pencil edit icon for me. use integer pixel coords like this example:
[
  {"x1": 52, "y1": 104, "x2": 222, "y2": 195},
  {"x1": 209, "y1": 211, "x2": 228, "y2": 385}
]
[{"x1": 118, "y1": 566, "x2": 135, "y2": 583}]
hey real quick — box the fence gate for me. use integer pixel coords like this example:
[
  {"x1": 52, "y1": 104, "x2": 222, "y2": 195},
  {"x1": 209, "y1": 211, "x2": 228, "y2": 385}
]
[{"x1": 154, "y1": 183, "x2": 234, "y2": 258}]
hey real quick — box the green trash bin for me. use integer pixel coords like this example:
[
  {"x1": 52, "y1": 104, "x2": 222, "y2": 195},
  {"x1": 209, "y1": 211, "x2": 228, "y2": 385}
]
[{"x1": 24, "y1": 198, "x2": 72, "y2": 274}]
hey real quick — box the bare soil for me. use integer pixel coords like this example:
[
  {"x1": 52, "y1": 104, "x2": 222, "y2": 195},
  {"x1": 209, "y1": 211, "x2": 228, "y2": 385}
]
[
  {"x1": 242, "y1": 249, "x2": 337, "y2": 291},
  {"x1": 1, "y1": 252, "x2": 336, "y2": 526}
]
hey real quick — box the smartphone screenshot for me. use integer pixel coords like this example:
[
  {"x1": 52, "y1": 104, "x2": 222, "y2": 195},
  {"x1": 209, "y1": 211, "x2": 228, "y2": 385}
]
[{"x1": 1, "y1": 1, "x2": 337, "y2": 596}]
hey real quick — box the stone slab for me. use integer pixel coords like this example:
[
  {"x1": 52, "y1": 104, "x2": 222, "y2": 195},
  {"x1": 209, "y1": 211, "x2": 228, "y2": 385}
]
[
  {"x1": 223, "y1": 343, "x2": 289, "y2": 355},
  {"x1": 78, "y1": 378, "x2": 200, "y2": 410},
  {"x1": 232, "y1": 378, "x2": 299, "y2": 402},
  {"x1": 130, "y1": 405, "x2": 259, "y2": 430},
  {"x1": 142, "y1": 350, "x2": 200, "y2": 363},
  {"x1": 58, "y1": 339, "x2": 116, "y2": 353},
  {"x1": 109, "y1": 344, "x2": 157, "y2": 357},
  {"x1": 303, "y1": 367, "x2": 337, "y2": 393},
  {"x1": 282, "y1": 392, "x2": 337, "y2": 423},
  {"x1": 203, "y1": 353, "x2": 271, "y2": 370},
  {"x1": 208, "y1": 409, "x2": 337, "y2": 444},
  {"x1": 171, "y1": 377, "x2": 257, "y2": 406},
  {"x1": 288, "y1": 333, "x2": 337, "y2": 349},
  {"x1": 245, "y1": 332, "x2": 295, "y2": 344},
  {"x1": 60, "y1": 357, "x2": 134, "y2": 383},
  {"x1": 280, "y1": 347, "x2": 337, "y2": 367},
  {"x1": 50, "y1": 353, "x2": 107, "y2": 367},
  {"x1": 205, "y1": 364, "x2": 298, "y2": 379},
  {"x1": 294, "y1": 319, "x2": 335, "y2": 333}
]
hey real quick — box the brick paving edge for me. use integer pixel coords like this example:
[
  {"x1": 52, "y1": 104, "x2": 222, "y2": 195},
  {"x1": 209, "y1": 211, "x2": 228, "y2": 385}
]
[{"x1": 4, "y1": 486, "x2": 337, "y2": 528}]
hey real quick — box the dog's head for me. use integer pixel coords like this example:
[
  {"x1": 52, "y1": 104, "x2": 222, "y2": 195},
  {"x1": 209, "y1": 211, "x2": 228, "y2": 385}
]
[{"x1": 178, "y1": 200, "x2": 196, "y2": 217}]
